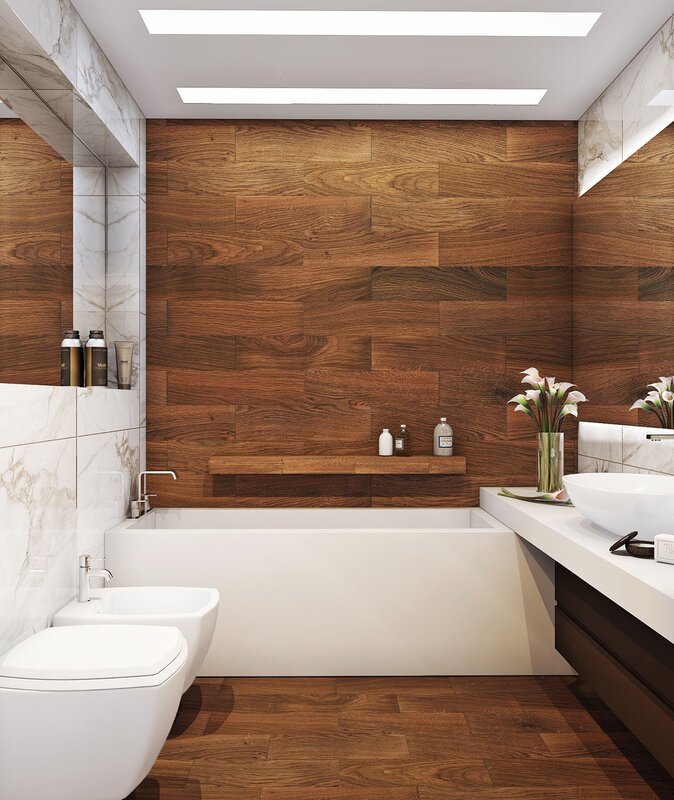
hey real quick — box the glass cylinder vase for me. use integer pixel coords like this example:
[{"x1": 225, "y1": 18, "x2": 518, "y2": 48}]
[{"x1": 537, "y1": 432, "x2": 564, "y2": 493}]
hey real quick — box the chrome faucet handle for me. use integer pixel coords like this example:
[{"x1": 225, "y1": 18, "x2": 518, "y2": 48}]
[{"x1": 79, "y1": 554, "x2": 106, "y2": 568}]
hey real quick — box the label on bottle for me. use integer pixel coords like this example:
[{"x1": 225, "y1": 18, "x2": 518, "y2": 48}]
[
  {"x1": 438, "y1": 435, "x2": 453, "y2": 448},
  {"x1": 395, "y1": 438, "x2": 404, "y2": 449},
  {"x1": 61, "y1": 346, "x2": 83, "y2": 387},
  {"x1": 86, "y1": 346, "x2": 108, "y2": 387}
]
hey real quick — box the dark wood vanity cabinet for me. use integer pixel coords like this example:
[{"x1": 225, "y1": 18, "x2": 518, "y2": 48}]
[{"x1": 555, "y1": 564, "x2": 674, "y2": 776}]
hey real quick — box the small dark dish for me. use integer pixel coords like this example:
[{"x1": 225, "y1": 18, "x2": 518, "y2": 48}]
[{"x1": 609, "y1": 531, "x2": 655, "y2": 559}]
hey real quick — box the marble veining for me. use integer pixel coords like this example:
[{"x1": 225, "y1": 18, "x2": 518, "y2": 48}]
[
  {"x1": 0, "y1": 384, "x2": 76, "y2": 448},
  {"x1": 0, "y1": 437, "x2": 77, "y2": 654},
  {"x1": 77, "y1": 387, "x2": 140, "y2": 436},
  {"x1": 578, "y1": 421, "x2": 674, "y2": 476},
  {"x1": 579, "y1": 13, "x2": 674, "y2": 195},
  {"x1": 76, "y1": 428, "x2": 140, "y2": 560},
  {"x1": 0, "y1": 0, "x2": 146, "y2": 655}
]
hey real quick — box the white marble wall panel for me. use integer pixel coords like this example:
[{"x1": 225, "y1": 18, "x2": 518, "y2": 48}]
[
  {"x1": 579, "y1": 421, "x2": 674, "y2": 476},
  {"x1": 77, "y1": 387, "x2": 140, "y2": 436},
  {"x1": 73, "y1": 180, "x2": 106, "y2": 338},
  {"x1": 76, "y1": 428, "x2": 140, "y2": 560},
  {"x1": 107, "y1": 195, "x2": 141, "y2": 316},
  {"x1": 0, "y1": 437, "x2": 77, "y2": 654},
  {"x1": 0, "y1": 0, "x2": 141, "y2": 166},
  {"x1": 0, "y1": 384, "x2": 75, "y2": 448},
  {"x1": 0, "y1": 0, "x2": 146, "y2": 656},
  {"x1": 579, "y1": 13, "x2": 674, "y2": 195}
]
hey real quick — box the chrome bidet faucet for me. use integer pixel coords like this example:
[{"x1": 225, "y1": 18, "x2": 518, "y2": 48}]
[
  {"x1": 131, "y1": 470, "x2": 178, "y2": 518},
  {"x1": 78, "y1": 555, "x2": 113, "y2": 603}
]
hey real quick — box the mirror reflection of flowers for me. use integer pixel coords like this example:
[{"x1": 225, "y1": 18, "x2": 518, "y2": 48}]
[
  {"x1": 630, "y1": 376, "x2": 674, "y2": 429},
  {"x1": 508, "y1": 368, "x2": 588, "y2": 431}
]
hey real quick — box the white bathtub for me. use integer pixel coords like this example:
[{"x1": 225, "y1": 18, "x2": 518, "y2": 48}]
[{"x1": 105, "y1": 507, "x2": 570, "y2": 677}]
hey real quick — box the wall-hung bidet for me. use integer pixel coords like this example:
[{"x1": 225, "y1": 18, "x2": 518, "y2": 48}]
[
  {"x1": 0, "y1": 625, "x2": 186, "y2": 800},
  {"x1": 54, "y1": 584, "x2": 218, "y2": 691}
]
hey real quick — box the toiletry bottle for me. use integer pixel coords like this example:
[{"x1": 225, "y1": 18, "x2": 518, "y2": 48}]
[
  {"x1": 60, "y1": 330, "x2": 83, "y2": 387},
  {"x1": 378, "y1": 428, "x2": 393, "y2": 456},
  {"x1": 434, "y1": 417, "x2": 454, "y2": 456},
  {"x1": 114, "y1": 341, "x2": 134, "y2": 390},
  {"x1": 394, "y1": 424, "x2": 410, "y2": 457},
  {"x1": 85, "y1": 330, "x2": 108, "y2": 388}
]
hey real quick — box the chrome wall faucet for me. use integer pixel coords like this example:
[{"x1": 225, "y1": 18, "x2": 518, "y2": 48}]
[
  {"x1": 78, "y1": 555, "x2": 113, "y2": 603},
  {"x1": 131, "y1": 470, "x2": 178, "y2": 518}
]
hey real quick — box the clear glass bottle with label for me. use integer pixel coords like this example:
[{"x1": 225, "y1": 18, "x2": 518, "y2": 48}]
[
  {"x1": 394, "y1": 424, "x2": 410, "y2": 457},
  {"x1": 434, "y1": 417, "x2": 453, "y2": 456}
]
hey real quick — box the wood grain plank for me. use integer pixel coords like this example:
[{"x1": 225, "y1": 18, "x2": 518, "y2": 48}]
[
  {"x1": 268, "y1": 733, "x2": 408, "y2": 760},
  {"x1": 372, "y1": 122, "x2": 506, "y2": 163},
  {"x1": 147, "y1": 119, "x2": 235, "y2": 163},
  {"x1": 148, "y1": 264, "x2": 235, "y2": 299},
  {"x1": 372, "y1": 266, "x2": 506, "y2": 302},
  {"x1": 168, "y1": 301, "x2": 303, "y2": 336},
  {"x1": 304, "y1": 369, "x2": 439, "y2": 404},
  {"x1": 573, "y1": 198, "x2": 639, "y2": 267},
  {"x1": 234, "y1": 475, "x2": 372, "y2": 507},
  {"x1": 304, "y1": 230, "x2": 439, "y2": 267},
  {"x1": 235, "y1": 336, "x2": 371, "y2": 370},
  {"x1": 147, "y1": 405, "x2": 235, "y2": 446},
  {"x1": 236, "y1": 265, "x2": 371, "y2": 303},
  {"x1": 236, "y1": 122, "x2": 371, "y2": 162},
  {"x1": 304, "y1": 162, "x2": 438, "y2": 197},
  {"x1": 372, "y1": 335, "x2": 505, "y2": 373},
  {"x1": 372, "y1": 198, "x2": 506, "y2": 234},
  {"x1": 506, "y1": 125, "x2": 577, "y2": 163},
  {"x1": 168, "y1": 162, "x2": 304, "y2": 195},
  {"x1": 148, "y1": 193, "x2": 235, "y2": 232},
  {"x1": 167, "y1": 369, "x2": 305, "y2": 404},
  {"x1": 236, "y1": 196, "x2": 371, "y2": 236},
  {"x1": 168, "y1": 233, "x2": 302, "y2": 268},
  {"x1": 304, "y1": 301, "x2": 439, "y2": 337}
]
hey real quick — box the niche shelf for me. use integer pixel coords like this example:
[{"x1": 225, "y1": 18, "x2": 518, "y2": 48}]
[{"x1": 208, "y1": 455, "x2": 467, "y2": 476}]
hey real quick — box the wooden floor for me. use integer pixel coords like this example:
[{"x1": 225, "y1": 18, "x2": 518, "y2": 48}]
[{"x1": 128, "y1": 676, "x2": 674, "y2": 800}]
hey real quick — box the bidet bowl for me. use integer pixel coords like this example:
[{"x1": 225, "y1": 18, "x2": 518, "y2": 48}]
[
  {"x1": 563, "y1": 472, "x2": 674, "y2": 540},
  {"x1": 53, "y1": 586, "x2": 219, "y2": 690}
]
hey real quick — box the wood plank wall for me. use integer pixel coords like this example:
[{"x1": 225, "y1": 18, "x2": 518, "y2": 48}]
[
  {"x1": 574, "y1": 123, "x2": 674, "y2": 425},
  {"x1": 146, "y1": 120, "x2": 576, "y2": 507},
  {"x1": 0, "y1": 119, "x2": 73, "y2": 384}
]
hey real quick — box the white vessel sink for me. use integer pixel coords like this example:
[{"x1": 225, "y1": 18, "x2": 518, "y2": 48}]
[
  {"x1": 53, "y1": 587, "x2": 219, "y2": 691},
  {"x1": 563, "y1": 473, "x2": 674, "y2": 540}
]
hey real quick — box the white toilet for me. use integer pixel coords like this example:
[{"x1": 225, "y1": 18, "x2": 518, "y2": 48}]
[{"x1": 0, "y1": 625, "x2": 187, "y2": 800}]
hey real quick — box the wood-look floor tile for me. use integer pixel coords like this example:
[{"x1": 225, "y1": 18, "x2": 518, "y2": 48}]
[
  {"x1": 262, "y1": 788, "x2": 418, "y2": 800},
  {"x1": 268, "y1": 732, "x2": 409, "y2": 760},
  {"x1": 465, "y1": 709, "x2": 575, "y2": 735},
  {"x1": 486, "y1": 756, "x2": 655, "y2": 788},
  {"x1": 398, "y1": 693, "x2": 521, "y2": 714},
  {"x1": 337, "y1": 676, "x2": 451, "y2": 695},
  {"x1": 339, "y1": 712, "x2": 469, "y2": 735},
  {"x1": 274, "y1": 692, "x2": 399, "y2": 713},
  {"x1": 407, "y1": 732, "x2": 548, "y2": 760},
  {"x1": 207, "y1": 712, "x2": 340, "y2": 735},
  {"x1": 189, "y1": 758, "x2": 340, "y2": 789},
  {"x1": 161, "y1": 733, "x2": 270, "y2": 763},
  {"x1": 338, "y1": 758, "x2": 492, "y2": 790}
]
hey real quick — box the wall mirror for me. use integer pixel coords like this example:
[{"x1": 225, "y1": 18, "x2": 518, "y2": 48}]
[{"x1": 0, "y1": 53, "x2": 105, "y2": 386}]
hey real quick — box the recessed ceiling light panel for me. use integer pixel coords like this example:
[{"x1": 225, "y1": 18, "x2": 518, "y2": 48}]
[
  {"x1": 141, "y1": 10, "x2": 600, "y2": 37},
  {"x1": 177, "y1": 88, "x2": 548, "y2": 106}
]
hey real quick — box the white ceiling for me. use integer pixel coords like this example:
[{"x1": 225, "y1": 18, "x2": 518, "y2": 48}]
[{"x1": 71, "y1": 0, "x2": 674, "y2": 120}]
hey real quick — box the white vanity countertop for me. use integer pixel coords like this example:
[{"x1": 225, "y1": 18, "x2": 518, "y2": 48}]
[{"x1": 480, "y1": 487, "x2": 674, "y2": 645}]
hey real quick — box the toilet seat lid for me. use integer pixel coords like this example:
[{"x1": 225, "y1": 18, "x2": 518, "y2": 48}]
[{"x1": 0, "y1": 625, "x2": 184, "y2": 681}]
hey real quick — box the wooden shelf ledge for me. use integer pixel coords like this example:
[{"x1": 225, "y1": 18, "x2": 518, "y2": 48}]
[{"x1": 208, "y1": 455, "x2": 467, "y2": 476}]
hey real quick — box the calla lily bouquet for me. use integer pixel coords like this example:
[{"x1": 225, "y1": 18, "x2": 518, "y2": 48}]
[
  {"x1": 630, "y1": 376, "x2": 674, "y2": 428},
  {"x1": 508, "y1": 368, "x2": 588, "y2": 432}
]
